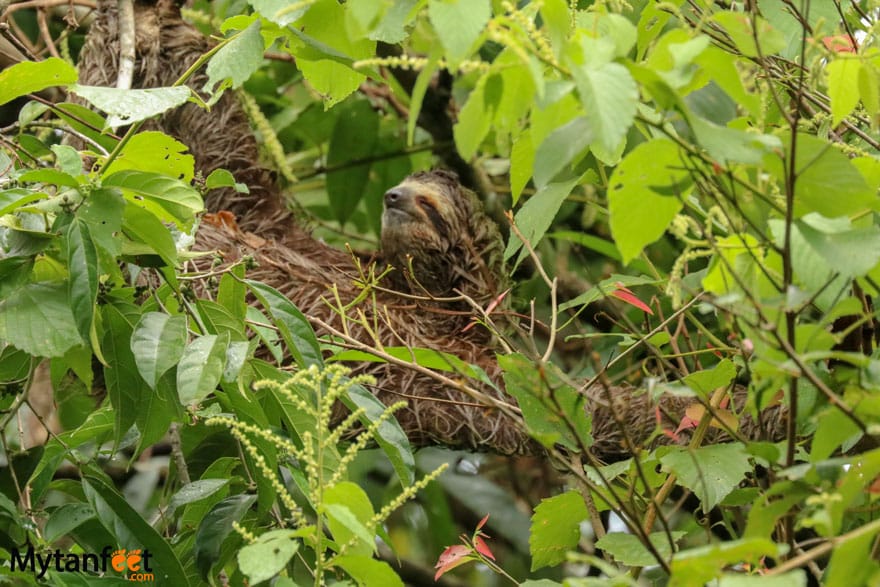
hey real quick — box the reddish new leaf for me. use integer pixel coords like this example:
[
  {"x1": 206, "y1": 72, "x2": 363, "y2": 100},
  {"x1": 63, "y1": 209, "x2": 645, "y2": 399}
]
[
  {"x1": 473, "y1": 535, "x2": 495, "y2": 561},
  {"x1": 434, "y1": 545, "x2": 473, "y2": 581},
  {"x1": 822, "y1": 35, "x2": 856, "y2": 53},
  {"x1": 476, "y1": 513, "x2": 490, "y2": 531},
  {"x1": 609, "y1": 283, "x2": 654, "y2": 315}
]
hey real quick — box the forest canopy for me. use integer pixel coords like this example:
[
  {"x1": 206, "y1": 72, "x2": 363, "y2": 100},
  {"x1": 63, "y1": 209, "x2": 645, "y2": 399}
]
[{"x1": 1, "y1": 0, "x2": 880, "y2": 585}]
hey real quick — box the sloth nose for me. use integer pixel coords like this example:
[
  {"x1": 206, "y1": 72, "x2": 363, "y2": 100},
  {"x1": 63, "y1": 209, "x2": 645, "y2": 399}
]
[{"x1": 384, "y1": 188, "x2": 407, "y2": 208}]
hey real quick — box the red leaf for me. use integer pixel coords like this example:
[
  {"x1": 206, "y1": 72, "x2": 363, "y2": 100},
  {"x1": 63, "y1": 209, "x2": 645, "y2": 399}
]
[
  {"x1": 434, "y1": 545, "x2": 473, "y2": 581},
  {"x1": 822, "y1": 35, "x2": 856, "y2": 53},
  {"x1": 609, "y1": 283, "x2": 654, "y2": 315},
  {"x1": 476, "y1": 513, "x2": 490, "y2": 531},
  {"x1": 473, "y1": 535, "x2": 495, "y2": 561}
]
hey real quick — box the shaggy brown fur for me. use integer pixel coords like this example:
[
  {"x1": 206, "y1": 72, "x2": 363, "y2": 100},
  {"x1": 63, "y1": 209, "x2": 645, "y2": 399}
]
[{"x1": 76, "y1": 0, "x2": 788, "y2": 459}]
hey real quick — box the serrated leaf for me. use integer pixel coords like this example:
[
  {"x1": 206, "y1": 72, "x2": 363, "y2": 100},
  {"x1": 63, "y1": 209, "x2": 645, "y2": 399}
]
[
  {"x1": 597, "y1": 531, "x2": 686, "y2": 567},
  {"x1": 64, "y1": 218, "x2": 98, "y2": 342},
  {"x1": 71, "y1": 84, "x2": 190, "y2": 128},
  {"x1": 204, "y1": 20, "x2": 264, "y2": 96},
  {"x1": 529, "y1": 490, "x2": 588, "y2": 571},
  {"x1": 0, "y1": 282, "x2": 81, "y2": 357},
  {"x1": 104, "y1": 131, "x2": 195, "y2": 183},
  {"x1": 104, "y1": 169, "x2": 203, "y2": 228},
  {"x1": 83, "y1": 476, "x2": 190, "y2": 586},
  {"x1": 499, "y1": 353, "x2": 591, "y2": 450},
  {"x1": 682, "y1": 359, "x2": 737, "y2": 398},
  {"x1": 661, "y1": 444, "x2": 752, "y2": 512},
  {"x1": 796, "y1": 215, "x2": 880, "y2": 278},
  {"x1": 292, "y1": 0, "x2": 374, "y2": 107},
  {"x1": 249, "y1": 0, "x2": 310, "y2": 25},
  {"x1": 608, "y1": 138, "x2": 688, "y2": 264},
  {"x1": 0, "y1": 58, "x2": 78, "y2": 106},
  {"x1": 130, "y1": 312, "x2": 188, "y2": 389},
  {"x1": 245, "y1": 280, "x2": 322, "y2": 368},
  {"x1": 238, "y1": 530, "x2": 299, "y2": 584},
  {"x1": 572, "y1": 61, "x2": 638, "y2": 153},
  {"x1": 428, "y1": 0, "x2": 490, "y2": 69},
  {"x1": 177, "y1": 333, "x2": 228, "y2": 405},
  {"x1": 453, "y1": 74, "x2": 499, "y2": 160},
  {"x1": 827, "y1": 58, "x2": 862, "y2": 126}
]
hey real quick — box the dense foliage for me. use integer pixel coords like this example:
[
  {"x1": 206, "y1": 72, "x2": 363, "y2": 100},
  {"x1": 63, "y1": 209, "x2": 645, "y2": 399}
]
[{"x1": 2, "y1": 0, "x2": 880, "y2": 585}]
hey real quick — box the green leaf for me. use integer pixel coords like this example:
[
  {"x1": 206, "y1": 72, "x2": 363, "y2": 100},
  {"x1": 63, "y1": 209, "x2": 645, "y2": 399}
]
[
  {"x1": 249, "y1": 0, "x2": 310, "y2": 25},
  {"x1": 331, "y1": 346, "x2": 483, "y2": 378},
  {"x1": 64, "y1": 218, "x2": 98, "y2": 342},
  {"x1": 499, "y1": 353, "x2": 591, "y2": 450},
  {"x1": 597, "y1": 531, "x2": 686, "y2": 567},
  {"x1": 204, "y1": 19, "x2": 264, "y2": 96},
  {"x1": 130, "y1": 312, "x2": 188, "y2": 389},
  {"x1": 428, "y1": 0, "x2": 490, "y2": 69},
  {"x1": 718, "y1": 571, "x2": 807, "y2": 586},
  {"x1": 245, "y1": 280, "x2": 323, "y2": 368},
  {"x1": 691, "y1": 116, "x2": 781, "y2": 165},
  {"x1": 104, "y1": 131, "x2": 195, "y2": 183},
  {"x1": 660, "y1": 443, "x2": 752, "y2": 512},
  {"x1": 292, "y1": 0, "x2": 375, "y2": 107},
  {"x1": 326, "y1": 100, "x2": 379, "y2": 225},
  {"x1": 510, "y1": 132, "x2": 534, "y2": 205},
  {"x1": 43, "y1": 503, "x2": 95, "y2": 543},
  {"x1": 104, "y1": 169, "x2": 203, "y2": 228},
  {"x1": 194, "y1": 494, "x2": 257, "y2": 581},
  {"x1": 712, "y1": 11, "x2": 786, "y2": 58},
  {"x1": 335, "y1": 555, "x2": 405, "y2": 587},
  {"x1": 682, "y1": 359, "x2": 737, "y2": 398},
  {"x1": 71, "y1": 84, "x2": 190, "y2": 128},
  {"x1": 572, "y1": 61, "x2": 638, "y2": 153},
  {"x1": 796, "y1": 215, "x2": 880, "y2": 278},
  {"x1": 608, "y1": 138, "x2": 688, "y2": 264},
  {"x1": 0, "y1": 283, "x2": 81, "y2": 358},
  {"x1": 533, "y1": 117, "x2": 592, "y2": 188},
  {"x1": 529, "y1": 490, "x2": 588, "y2": 571},
  {"x1": 82, "y1": 476, "x2": 190, "y2": 586},
  {"x1": 325, "y1": 482, "x2": 376, "y2": 557},
  {"x1": 812, "y1": 407, "x2": 861, "y2": 463},
  {"x1": 205, "y1": 168, "x2": 248, "y2": 193},
  {"x1": 238, "y1": 530, "x2": 299, "y2": 584},
  {"x1": 0, "y1": 58, "x2": 78, "y2": 106},
  {"x1": 177, "y1": 333, "x2": 228, "y2": 405},
  {"x1": 340, "y1": 381, "x2": 415, "y2": 487},
  {"x1": 827, "y1": 58, "x2": 862, "y2": 126},
  {"x1": 453, "y1": 74, "x2": 499, "y2": 160},
  {"x1": 504, "y1": 176, "x2": 580, "y2": 268},
  {"x1": 541, "y1": 0, "x2": 569, "y2": 58},
  {"x1": 671, "y1": 538, "x2": 782, "y2": 585},
  {"x1": 217, "y1": 263, "x2": 247, "y2": 325},
  {"x1": 169, "y1": 479, "x2": 230, "y2": 510},
  {"x1": 120, "y1": 203, "x2": 178, "y2": 266},
  {"x1": 18, "y1": 168, "x2": 79, "y2": 187},
  {"x1": 792, "y1": 136, "x2": 874, "y2": 217}
]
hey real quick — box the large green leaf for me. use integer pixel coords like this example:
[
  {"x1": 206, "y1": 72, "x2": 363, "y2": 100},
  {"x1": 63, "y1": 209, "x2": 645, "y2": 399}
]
[
  {"x1": 453, "y1": 74, "x2": 500, "y2": 160},
  {"x1": 324, "y1": 482, "x2": 376, "y2": 557},
  {"x1": 572, "y1": 61, "x2": 638, "y2": 154},
  {"x1": 245, "y1": 280, "x2": 322, "y2": 368},
  {"x1": 597, "y1": 531, "x2": 686, "y2": 567},
  {"x1": 177, "y1": 333, "x2": 228, "y2": 405},
  {"x1": 796, "y1": 215, "x2": 880, "y2": 278},
  {"x1": 82, "y1": 476, "x2": 190, "y2": 586},
  {"x1": 0, "y1": 58, "x2": 77, "y2": 106},
  {"x1": 101, "y1": 302, "x2": 149, "y2": 445},
  {"x1": 130, "y1": 312, "x2": 188, "y2": 389},
  {"x1": 237, "y1": 530, "x2": 299, "y2": 584},
  {"x1": 0, "y1": 282, "x2": 81, "y2": 358},
  {"x1": 71, "y1": 85, "x2": 190, "y2": 128},
  {"x1": 326, "y1": 99, "x2": 379, "y2": 225},
  {"x1": 533, "y1": 117, "x2": 592, "y2": 188},
  {"x1": 78, "y1": 188, "x2": 125, "y2": 257},
  {"x1": 428, "y1": 0, "x2": 490, "y2": 69},
  {"x1": 335, "y1": 555, "x2": 405, "y2": 587},
  {"x1": 499, "y1": 353, "x2": 591, "y2": 451},
  {"x1": 204, "y1": 19, "x2": 264, "y2": 97},
  {"x1": 103, "y1": 131, "x2": 195, "y2": 182},
  {"x1": 120, "y1": 203, "x2": 178, "y2": 266},
  {"x1": 104, "y1": 170, "x2": 203, "y2": 228},
  {"x1": 608, "y1": 138, "x2": 689, "y2": 264},
  {"x1": 194, "y1": 494, "x2": 257, "y2": 580},
  {"x1": 529, "y1": 491, "x2": 588, "y2": 571},
  {"x1": 660, "y1": 443, "x2": 752, "y2": 512},
  {"x1": 249, "y1": 0, "x2": 310, "y2": 25},
  {"x1": 64, "y1": 218, "x2": 98, "y2": 343},
  {"x1": 827, "y1": 58, "x2": 862, "y2": 126}
]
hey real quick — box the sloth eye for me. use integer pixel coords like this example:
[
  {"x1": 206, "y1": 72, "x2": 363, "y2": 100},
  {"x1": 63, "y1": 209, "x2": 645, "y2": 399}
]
[{"x1": 416, "y1": 196, "x2": 436, "y2": 210}]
